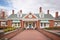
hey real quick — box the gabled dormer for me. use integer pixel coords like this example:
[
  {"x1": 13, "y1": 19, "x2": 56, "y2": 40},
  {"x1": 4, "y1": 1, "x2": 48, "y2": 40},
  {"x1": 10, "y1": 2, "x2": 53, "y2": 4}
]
[{"x1": 17, "y1": 10, "x2": 22, "y2": 18}]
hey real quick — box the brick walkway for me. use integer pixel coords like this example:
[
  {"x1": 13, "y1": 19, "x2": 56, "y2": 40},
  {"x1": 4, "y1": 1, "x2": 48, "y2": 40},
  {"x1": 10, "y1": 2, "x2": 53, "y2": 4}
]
[{"x1": 10, "y1": 30, "x2": 50, "y2": 40}]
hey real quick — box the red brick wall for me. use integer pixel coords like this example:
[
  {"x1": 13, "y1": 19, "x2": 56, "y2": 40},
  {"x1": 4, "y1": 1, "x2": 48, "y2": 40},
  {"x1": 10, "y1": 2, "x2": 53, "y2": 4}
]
[
  {"x1": 0, "y1": 21, "x2": 1, "y2": 27},
  {"x1": 0, "y1": 21, "x2": 1, "y2": 26},
  {"x1": 25, "y1": 15, "x2": 29, "y2": 18},
  {"x1": 20, "y1": 20, "x2": 24, "y2": 28},
  {"x1": 7, "y1": 20, "x2": 12, "y2": 27},
  {"x1": 32, "y1": 15, "x2": 36, "y2": 18},
  {"x1": 25, "y1": 15, "x2": 36, "y2": 18},
  {"x1": 49, "y1": 20, "x2": 54, "y2": 28},
  {"x1": 36, "y1": 20, "x2": 40, "y2": 29}
]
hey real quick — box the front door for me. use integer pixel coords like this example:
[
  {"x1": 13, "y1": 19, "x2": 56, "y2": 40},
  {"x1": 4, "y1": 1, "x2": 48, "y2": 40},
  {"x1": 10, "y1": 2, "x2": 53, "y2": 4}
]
[{"x1": 29, "y1": 24, "x2": 31, "y2": 28}]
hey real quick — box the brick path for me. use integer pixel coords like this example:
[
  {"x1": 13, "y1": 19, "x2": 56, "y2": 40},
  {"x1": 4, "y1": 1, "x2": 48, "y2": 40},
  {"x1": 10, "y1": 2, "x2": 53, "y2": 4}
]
[{"x1": 10, "y1": 30, "x2": 50, "y2": 40}]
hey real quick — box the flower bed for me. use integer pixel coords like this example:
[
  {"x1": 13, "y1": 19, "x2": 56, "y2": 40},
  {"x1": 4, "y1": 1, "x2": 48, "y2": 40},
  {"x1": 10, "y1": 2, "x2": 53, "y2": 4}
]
[{"x1": 4, "y1": 27, "x2": 16, "y2": 33}]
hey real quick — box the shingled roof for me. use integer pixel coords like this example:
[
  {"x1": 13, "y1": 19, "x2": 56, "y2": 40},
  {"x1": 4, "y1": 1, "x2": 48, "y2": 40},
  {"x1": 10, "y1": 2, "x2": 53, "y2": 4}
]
[
  {"x1": 55, "y1": 16, "x2": 60, "y2": 20},
  {"x1": 8, "y1": 13, "x2": 54, "y2": 20}
]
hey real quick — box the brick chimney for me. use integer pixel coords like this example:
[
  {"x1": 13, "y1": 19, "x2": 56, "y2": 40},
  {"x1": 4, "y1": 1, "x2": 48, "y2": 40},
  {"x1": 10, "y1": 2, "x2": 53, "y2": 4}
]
[
  {"x1": 55, "y1": 12, "x2": 58, "y2": 18},
  {"x1": 2, "y1": 11, "x2": 5, "y2": 18},
  {"x1": 12, "y1": 10, "x2": 14, "y2": 15},
  {"x1": 29, "y1": 12, "x2": 32, "y2": 15},
  {"x1": 39, "y1": 7, "x2": 42, "y2": 13},
  {"x1": 47, "y1": 10, "x2": 49, "y2": 14},
  {"x1": 20, "y1": 10, "x2": 22, "y2": 13}
]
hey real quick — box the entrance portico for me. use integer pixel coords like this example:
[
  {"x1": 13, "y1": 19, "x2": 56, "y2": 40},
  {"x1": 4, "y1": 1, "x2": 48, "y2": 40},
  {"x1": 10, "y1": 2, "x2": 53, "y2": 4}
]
[
  {"x1": 24, "y1": 21, "x2": 36, "y2": 29},
  {"x1": 22, "y1": 19, "x2": 38, "y2": 29}
]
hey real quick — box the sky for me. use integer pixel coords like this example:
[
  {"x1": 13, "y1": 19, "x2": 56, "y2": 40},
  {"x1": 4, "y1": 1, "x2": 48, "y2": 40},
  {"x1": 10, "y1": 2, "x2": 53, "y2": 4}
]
[{"x1": 0, "y1": 0, "x2": 60, "y2": 17}]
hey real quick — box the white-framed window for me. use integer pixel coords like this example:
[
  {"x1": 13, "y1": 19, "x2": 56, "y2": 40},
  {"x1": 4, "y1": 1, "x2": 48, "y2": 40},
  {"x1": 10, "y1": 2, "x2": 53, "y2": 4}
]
[
  {"x1": 1, "y1": 22, "x2": 6, "y2": 26},
  {"x1": 39, "y1": 13, "x2": 44, "y2": 18},
  {"x1": 58, "y1": 22, "x2": 60, "y2": 26},
  {"x1": 54, "y1": 22, "x2": 57, "y2": 26},
  {"x1": 54, "y1": 22, "x2": 60, "y2": 26}
]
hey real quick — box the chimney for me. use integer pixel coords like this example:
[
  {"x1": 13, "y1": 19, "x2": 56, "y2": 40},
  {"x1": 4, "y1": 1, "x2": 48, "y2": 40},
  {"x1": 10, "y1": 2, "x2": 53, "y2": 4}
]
[
  {"x1": 12, "y1": 10, "x2": 14, "y2": 15},
  {"x1": 20, "y1": 10, "x2": 22, "y2": 13},
  {"x1": 2, "y1": 11, "x2": 5, "y2": 18},
  {"x1": 55, "y1": 12, "x2": 58, "y2": 18},
  {"x1": 29, "y1": 12, "x2": 32, "y2": 15},
  {"x1": 20, "y1": 10, "x2": 22, "y2": 17},
  {"x1": 39, "y1": 7, "x2": 42, "y2": 13},
  {"x1": 47, "y1": 10, "x2": 49, "y2": 14}
]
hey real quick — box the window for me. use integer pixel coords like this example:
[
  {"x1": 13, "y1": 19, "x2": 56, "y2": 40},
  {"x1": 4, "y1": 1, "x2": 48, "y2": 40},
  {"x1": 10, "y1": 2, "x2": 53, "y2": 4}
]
[
  {"x1": 41, "y1": 23, "x2": 43, "y2": 27},
  {"x1": 56, "y1": 22, "x2": 60, "y2": 26},
  {"x1": 1, "y1": 22, "x2": 6, "y2": 26},
  {"x1": 18, "y1": 23, "x2": 20, "y2": 26},
  {"x1": 44, "y1": 23, "x2": 46, "y2": 26}
]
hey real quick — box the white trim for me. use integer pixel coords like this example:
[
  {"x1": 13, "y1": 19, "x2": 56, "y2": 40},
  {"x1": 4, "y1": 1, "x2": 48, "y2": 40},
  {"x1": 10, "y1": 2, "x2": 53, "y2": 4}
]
[
  {"x1": 23, "y1": 14, "x2": 38, "y2": 19},
  {"x1": 22, "y1": 19, "x2": 38, "y2": 21},
  {"x1": 32, "y1": 14, "x2": 38, "y2": 18},
  {"x1": 12, "y1": 23, "x2": 20, "y2": 28},
  {"x1": 1, "y1": 22, "x2": 6, "y2": 26}
]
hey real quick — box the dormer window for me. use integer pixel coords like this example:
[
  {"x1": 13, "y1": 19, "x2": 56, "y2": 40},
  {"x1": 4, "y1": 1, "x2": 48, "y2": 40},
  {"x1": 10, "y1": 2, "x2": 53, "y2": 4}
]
[{"x1": 39, "y1": 13, "x2": 44, "y2": 18}]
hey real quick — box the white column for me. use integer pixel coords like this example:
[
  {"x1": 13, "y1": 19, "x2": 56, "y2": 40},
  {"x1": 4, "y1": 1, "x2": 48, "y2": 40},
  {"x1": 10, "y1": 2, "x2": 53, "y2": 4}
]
[
  {"x1": 46, "y1": 23, "x2": 49, "y2": 28},
  {"x1": 31, "y1": 23, "x2": 33, "y2": 28},
  {"x1": 33, "y1": 23, "x2": 36, "y2": 29},
  {"x1": 26, "y1": 22, "x2": 29, "y2": 29},
  {"x1": 17, "y1": 23, "x2": 18, "y2": 28},
  {"x1": 43, "y1": 23, "x2": 44, "y2": 28}
]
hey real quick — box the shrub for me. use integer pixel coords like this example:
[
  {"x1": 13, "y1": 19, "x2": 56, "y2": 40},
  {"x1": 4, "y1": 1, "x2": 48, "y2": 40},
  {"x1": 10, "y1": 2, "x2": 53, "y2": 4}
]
[
  {"x1": 44, "y1": 27, "x2": 60, "y2": 30},
  {"x1": 4, "y1": 27, "x2": 16, "y2": 32}
]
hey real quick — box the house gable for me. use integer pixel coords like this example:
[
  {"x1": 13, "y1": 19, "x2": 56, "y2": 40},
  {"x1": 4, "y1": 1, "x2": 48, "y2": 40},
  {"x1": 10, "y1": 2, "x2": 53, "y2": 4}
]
[{"x1": 23, "y1": 13, "x2": 38, "y2": 19}]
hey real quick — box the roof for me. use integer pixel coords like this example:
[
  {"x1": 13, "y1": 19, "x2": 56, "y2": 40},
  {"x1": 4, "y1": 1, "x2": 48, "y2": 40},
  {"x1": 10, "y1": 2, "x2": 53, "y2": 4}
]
[
  {"x1": 34, "y1": 14, "x2": 40, "y2": 18},
  {"x1": 55, "y1": 16, "x2": 60, "y2": 20},
  {"x1": 8, "y1": 14, "x2": 17, "y2": 18},
  {"x1": 0, "y1": 17, "x2": 7, "y2": 21},
  {"x1": 0, "y1": 18, "x2": 7, "y2": 21},
  {"x1": 44, "y1": 14, "x2": 54, "y2": 19},
  {"x1": 8, "y1": 13, "x2": 54, "y2": 20}
]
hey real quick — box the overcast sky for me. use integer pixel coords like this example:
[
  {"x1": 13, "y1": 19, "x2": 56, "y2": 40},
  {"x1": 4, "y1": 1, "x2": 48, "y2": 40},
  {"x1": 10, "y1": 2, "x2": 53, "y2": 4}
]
[{"x1": 0, "y1": 0, "x2": 60, "y2": 17}]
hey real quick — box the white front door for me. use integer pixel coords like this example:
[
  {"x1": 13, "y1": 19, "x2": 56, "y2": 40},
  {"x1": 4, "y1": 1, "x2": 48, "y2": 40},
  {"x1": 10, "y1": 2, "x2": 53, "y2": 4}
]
[{"x1": 27, "y1": 24, "x2": 33, "y2": 28}]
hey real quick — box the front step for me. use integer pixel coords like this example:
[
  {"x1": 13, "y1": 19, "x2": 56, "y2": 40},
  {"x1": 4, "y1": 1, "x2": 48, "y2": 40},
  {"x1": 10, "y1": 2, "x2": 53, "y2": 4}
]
[
  {"x1": 27, "y1": 28, "x2": 33, "y2": 30},
  {"x1": 25, "y1": 28, "x2": 36, "y2": 30}
]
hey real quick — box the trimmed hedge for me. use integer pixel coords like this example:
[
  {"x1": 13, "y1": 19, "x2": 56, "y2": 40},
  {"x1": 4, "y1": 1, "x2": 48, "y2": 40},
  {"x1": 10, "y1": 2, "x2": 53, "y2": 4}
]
[{"x1": 44, "y1": 27, "x2": 60, "y2": 30}]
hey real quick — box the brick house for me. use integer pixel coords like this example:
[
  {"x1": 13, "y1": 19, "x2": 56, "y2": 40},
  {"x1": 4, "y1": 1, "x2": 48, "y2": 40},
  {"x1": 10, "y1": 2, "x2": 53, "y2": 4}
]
[{"x1": 0, "y1": 7, "x2": 60, "y2": 29}]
